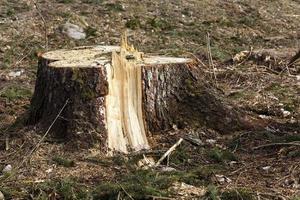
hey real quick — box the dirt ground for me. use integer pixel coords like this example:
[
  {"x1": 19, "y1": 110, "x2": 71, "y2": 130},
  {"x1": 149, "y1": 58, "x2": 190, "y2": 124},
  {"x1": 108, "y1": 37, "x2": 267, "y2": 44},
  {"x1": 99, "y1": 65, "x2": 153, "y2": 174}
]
[{"x1": 0, "y1": 0, "x2": 299, "y2": 199}]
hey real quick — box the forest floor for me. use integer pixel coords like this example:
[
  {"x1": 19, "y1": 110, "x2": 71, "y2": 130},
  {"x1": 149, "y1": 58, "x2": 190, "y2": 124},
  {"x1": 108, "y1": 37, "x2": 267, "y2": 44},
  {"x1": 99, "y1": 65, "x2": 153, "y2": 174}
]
[{"x1": 0, "y1": 0, "x2": 299, "y2": 199}]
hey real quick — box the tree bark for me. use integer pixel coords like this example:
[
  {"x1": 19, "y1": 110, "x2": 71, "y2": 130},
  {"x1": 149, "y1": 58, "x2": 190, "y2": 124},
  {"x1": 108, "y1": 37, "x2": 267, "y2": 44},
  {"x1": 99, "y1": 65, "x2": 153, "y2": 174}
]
[{"x1": 27, "y1": 45, "x2": 265, "y2": 154}]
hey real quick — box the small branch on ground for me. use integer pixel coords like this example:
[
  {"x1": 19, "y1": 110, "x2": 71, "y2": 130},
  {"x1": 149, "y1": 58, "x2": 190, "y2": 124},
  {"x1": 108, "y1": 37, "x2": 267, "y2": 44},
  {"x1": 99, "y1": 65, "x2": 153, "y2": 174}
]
[
  {"x1": 288, "y1": 49, "x2": 300, "y2": 66},
  {"x1": 253, "y1": 142, "x2": 300, "y2": 150},
  {"x1": 206, "y1": 32, "x2": 218, "y2": 86},
  {"x1": 155, "y1": 138, "x2": 183, "y2": 167},
  {"x1": 32, "y1": 0, "x2": 48, "y2": 50}
]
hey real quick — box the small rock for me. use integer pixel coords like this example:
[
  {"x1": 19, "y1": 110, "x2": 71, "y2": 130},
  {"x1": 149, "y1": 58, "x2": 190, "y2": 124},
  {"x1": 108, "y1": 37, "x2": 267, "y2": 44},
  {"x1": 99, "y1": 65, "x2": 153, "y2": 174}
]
[
  {"x1": 45, "y1": 168, "x2": 53, "y2": 173},
  {"x1": 171, "y1": 182, "x2": 206, "y2": 197},
  {"x1": 280, "y1": 108, "x2": 291, "y2": 117},
  {"x1": 229, "y1": 161, "x2": 238, "y2": 166},
  {"x1": 259, "y1": 115, "x2": 270, "y2": 119},
  {"x1": 215, "y1": 174, "x2": 232, "y2": 183},
  {"x1": 34, "y1": 179, "x2": 45, "y2": 183},
  {"x1": 0, "y1": 191, "x2": 4, "y2": 200},
  {"x1": 8, "y1": 69, "x2": 24, "y2": 78},
  {"x1": 61, "y1": 22, "x2": 86, "y2": 40},
  {"x1": 262, "y1": 166, "x2": 271, "y2": 171},
  {"x1": 2, "y1": 164, "x2": 12, "y2": 174},
  {"x1": 206, "y1": 139, "x2": 216, "y2": 145},
  {"x1": 160, "y1": 166, "x2": 176, "y2": 172}
]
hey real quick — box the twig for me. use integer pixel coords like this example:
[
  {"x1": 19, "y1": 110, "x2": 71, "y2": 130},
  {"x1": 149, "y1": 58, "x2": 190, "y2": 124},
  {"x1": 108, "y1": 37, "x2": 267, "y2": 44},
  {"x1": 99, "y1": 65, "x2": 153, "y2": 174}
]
[
  {"x1": 237, "y1": 47, "x2": 253, "y2": 66},
  {"x1": 155, "y1": 138, "x2": 183, "y2": 167},
  {"x1": 287, "y1": 49, "x2": 300, "y2": 66},
  {"x1": 117, "y1": 191, "x2": 121, "y2": 200},
  {"x1": 206, "y1": 32, "x2": 218, "y2": 86},
  {"x1": 12, "y1": 48, "x2": 33, "y2": 68},
  {"x1": 119, "y1": 184, "x2": 134, "y2": 200},
  {"x1": 32, "y1": 0, "x2": 48, "y2": 50},
  {"x1": 184, "y1": 52, "x2": 208, "y2": 69},
  {"x1": 1, "y1": 99, "x2": 69, "y2": 184},
  {"x1": 253, "y1": 142, "x2": 300, "y2": 150},
  {"x1": 148, "y1": 195, "x2": 174, "y2": 200}
]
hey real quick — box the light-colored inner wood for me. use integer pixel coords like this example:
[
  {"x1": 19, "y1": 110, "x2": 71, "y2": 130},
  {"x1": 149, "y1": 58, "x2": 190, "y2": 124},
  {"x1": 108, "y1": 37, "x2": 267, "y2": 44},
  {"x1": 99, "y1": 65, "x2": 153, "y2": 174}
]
[
  {"x1": 106, "y1": 46, "x2": 149, "y2": 155},
  {"x1": 43, "y1": 45, "x2": 192, "y2": 68}
]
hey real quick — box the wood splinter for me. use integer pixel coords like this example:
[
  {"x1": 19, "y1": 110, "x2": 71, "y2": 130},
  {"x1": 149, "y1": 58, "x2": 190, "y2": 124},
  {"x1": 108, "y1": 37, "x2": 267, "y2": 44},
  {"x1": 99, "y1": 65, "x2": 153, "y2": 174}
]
[{"x1": 155, "y1": 138, "x2": 184, "y2": 167}]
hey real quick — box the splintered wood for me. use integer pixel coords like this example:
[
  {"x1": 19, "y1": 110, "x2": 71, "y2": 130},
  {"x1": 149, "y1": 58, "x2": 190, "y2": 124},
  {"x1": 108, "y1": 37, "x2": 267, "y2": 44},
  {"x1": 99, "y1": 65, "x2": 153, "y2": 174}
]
[{"x1": 106, "y1": 35, "x2": 149, "y2": 154}]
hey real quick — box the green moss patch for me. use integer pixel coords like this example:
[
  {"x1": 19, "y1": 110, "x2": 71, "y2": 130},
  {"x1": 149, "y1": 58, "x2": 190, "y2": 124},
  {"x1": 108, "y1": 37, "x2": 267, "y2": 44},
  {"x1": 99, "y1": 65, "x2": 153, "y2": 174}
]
[
  {"x1": 207, "y1": 147, "x2": 237, "y2": 163},
  {"x1": 52, "y1": 156, "x2": 76, "y2": 167},
  {"x1": 0, "y1": 86, "x2": 32, "y2": 101}
]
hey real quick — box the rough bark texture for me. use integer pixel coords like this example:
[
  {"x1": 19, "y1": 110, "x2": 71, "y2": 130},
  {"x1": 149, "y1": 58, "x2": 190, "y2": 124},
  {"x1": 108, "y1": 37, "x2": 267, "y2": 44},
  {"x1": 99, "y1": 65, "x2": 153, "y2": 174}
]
[
  {"x1": 28, "y1": 57, "x2": 109, "y2": 149},
  {"x1": 142, "y1": 63, "x2": 263, "y2": 134},
  {"x1": 27, "y1": 46, "x2": 265, "y2": 152}
]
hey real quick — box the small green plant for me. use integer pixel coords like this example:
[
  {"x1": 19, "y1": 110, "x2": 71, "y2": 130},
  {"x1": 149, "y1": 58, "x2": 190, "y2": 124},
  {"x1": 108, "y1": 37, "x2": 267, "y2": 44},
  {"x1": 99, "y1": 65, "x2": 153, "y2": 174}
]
[
  {"x1": 105, "y1": 2, "x2": 124, "y2": 12},
  {"x1": 221, "y1": 188, "x2": 254, "y2": 200},
  {"x1": 147, "y1": 18, "x2": 172, "y2": 30},
  {"x1": 125, "y1": 18, "x2": 141, "y2": 30},
  {"x1": 205, "y1": 185, "x2": 219, "y2": 200},
  {"x1": 169, "y1": 145, "x2": 190, "y2": 165},
  {"x1": 52, "y1": 156, "x2": 75, "y2": 167},
  {"x1": 6, "y1": 8, "x2": 15, "y2": 17},
  {"x1": 93, "y1": 169, "x2": 173, "y2": 199},
  {"x1": 85, "y1": 26, "x2": 98, "y2": 38}
]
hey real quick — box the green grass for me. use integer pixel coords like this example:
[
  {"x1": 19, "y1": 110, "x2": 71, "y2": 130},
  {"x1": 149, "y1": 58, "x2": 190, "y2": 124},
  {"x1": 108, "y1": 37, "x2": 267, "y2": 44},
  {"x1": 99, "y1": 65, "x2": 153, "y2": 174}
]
[
  {"x1": 31, "y1": 178, "x2": 91, "y2": 200},
  {"x1": 207, "y1": 148, "x2": 237, "y2": 163},
  {"x1": 81, "y1": 0, "x2": 103, "y2": 4},
  {"x1": 168, "y1": 144, "x2": 191, "y2": 165},
  {"x1": 125, "y1": 17, "x2": 141, "y2": 30},
  {"x1": 147, "y1": 17, "x2": 172, "y2": 30},
  {"x1": 52, "y1": 156, "x2": 76, "y2": 167},
  {"x1": 0, "y1": 86, "x2": 32, "y2": 101},
  {"x1": 221, "y1": 188, "x2": 254, "y2": 200},
  {"x1": 291, "y1": 196, "x2": 300, "y2": 200},
  {"x1": 105, "y1": 2, "x2": 125, "y2": 12},
  {"x1": 56, "y1": 0, "x2": 74, "y2": 3},
  {"x1": 205, "y1": 185, "x2": 219, "y2": 200}
]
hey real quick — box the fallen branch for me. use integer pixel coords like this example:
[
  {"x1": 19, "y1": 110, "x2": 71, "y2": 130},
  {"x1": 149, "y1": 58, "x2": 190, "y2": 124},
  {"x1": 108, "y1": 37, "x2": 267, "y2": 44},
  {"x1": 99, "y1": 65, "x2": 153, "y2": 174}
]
[
  {"x1": 155, "y1": 138, "x2": 183, "y2": 167},
  {"x1": 288, "y1": 49, "x2": 300, "y2": 66},
  {"x1": 253, "y1": 142, "x2": 300, "y2": 150},
  {"x1": 24, "y1": 99, "x2": 69, "y2": 164}
]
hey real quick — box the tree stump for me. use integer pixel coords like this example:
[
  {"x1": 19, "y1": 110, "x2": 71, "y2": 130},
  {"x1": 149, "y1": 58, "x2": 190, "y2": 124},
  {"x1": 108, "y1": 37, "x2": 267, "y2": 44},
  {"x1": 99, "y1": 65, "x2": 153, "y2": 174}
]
[{"x1": 28, "y1": 38, "x2": 265, "y2": 155}]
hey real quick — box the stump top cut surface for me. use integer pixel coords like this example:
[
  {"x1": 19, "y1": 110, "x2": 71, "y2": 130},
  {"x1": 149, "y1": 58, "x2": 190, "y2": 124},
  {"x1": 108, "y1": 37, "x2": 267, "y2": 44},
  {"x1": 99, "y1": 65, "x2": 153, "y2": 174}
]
[{"x1": 42, "y1": 45, "x2": 192, "y2": 68}]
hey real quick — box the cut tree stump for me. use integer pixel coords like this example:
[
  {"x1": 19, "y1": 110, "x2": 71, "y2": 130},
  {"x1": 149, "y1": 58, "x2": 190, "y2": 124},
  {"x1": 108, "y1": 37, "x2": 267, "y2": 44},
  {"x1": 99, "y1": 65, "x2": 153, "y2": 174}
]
[{"x1": 27, "y1": 36, "x2": 265, "y2": 155}]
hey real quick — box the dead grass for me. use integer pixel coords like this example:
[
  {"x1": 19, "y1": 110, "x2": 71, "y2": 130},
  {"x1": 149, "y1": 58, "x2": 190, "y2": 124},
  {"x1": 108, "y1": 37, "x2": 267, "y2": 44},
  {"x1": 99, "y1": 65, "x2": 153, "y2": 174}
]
[{"x1": 0, "y1": 0, "x2": 299, "y2": 199}]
